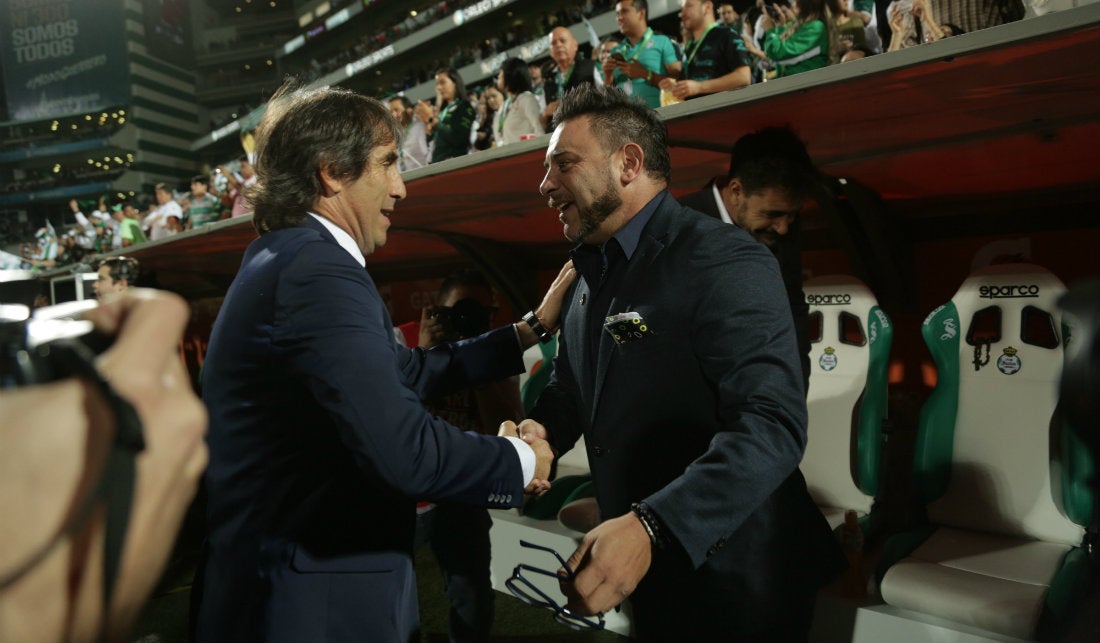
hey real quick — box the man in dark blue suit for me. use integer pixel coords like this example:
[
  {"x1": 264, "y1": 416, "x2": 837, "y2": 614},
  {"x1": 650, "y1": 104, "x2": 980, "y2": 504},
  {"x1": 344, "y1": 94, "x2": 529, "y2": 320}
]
[
  {"x1": 520, "y1": 85, "x2": 844, "y2": 642},
  {"x1": 194, "y1": 83, "x2": 567, "y2": 643}
]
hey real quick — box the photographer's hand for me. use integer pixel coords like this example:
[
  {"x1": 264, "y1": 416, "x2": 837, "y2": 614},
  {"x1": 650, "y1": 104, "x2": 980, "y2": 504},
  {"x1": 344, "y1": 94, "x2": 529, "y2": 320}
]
[
  {"x1": 86, "y1": 289, "x2": 208, "y2": 639},
  {"x1": 418, "y1": 306, "x2": 447, "y2": 348},
  {"x1": 0, "y1": 290, "x2": 207, "y2": 643}
]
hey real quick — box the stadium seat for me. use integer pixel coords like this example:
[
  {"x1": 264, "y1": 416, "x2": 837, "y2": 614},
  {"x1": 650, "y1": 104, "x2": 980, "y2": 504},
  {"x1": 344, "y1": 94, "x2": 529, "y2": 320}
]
[
  {"x1": 520, "y1": 335, "x2": 557, "y2": 414},
  {"x1": 877, "y1": 264, "x2": 1095, "y2": 640},
  {"x1": 801, "y1": 275, "x2": 892, "y2": 530}
]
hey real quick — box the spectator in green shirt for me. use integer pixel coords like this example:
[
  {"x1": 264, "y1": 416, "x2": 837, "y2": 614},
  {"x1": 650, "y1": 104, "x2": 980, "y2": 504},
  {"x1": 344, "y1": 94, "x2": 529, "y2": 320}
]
[
  {"x1": 114, "y1": 203, "x2": 147, "y2": 248},
  {"x1": 603, "y1": 0, "x2": 683, "y2": 108},
  {"x1": 762, "y1": 0, "x2": 833, "y2": 78}
]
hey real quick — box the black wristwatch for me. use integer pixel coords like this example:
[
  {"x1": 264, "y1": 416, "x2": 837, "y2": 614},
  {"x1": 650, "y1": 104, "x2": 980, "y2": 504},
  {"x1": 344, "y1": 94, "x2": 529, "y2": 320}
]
[{"x1": 522, "y1": 311, "x2": 554, "y2": 344}]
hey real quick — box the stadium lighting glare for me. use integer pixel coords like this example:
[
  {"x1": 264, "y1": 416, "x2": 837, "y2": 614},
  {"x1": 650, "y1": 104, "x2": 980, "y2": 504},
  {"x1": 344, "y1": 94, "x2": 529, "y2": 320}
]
[
  {"x1": 71, "y1": 124, "x2": 77, "y2": 130},
  {"x1": 266, "y1": 59, "x2": 273, "y2": 65},
  {"x1": 119, "y1": 117, "x2": 126, "y2": 124},
  {"x1": 85, "y1": 115, "x2": 92, "y2": 120},
  {"x1": 235, "y1": 7, "x2": 242, "y2": 13},
  {"x1": 244, "y1": 64, "x2": 251, "y2": 70},
  {"x1": 411, "y1": 10, "x2": 417, "y2": 16},
  {"x1": 119, "y1": 109, "x2": 125, "y2": 115},
  {"x1": 87, "y1": 159, "x2": 94, "y2": 165}
]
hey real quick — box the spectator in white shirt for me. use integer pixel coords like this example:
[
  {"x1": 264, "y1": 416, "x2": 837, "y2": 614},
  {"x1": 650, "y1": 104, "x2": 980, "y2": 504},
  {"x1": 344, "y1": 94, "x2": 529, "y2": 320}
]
[{"x1": 143, "y1": 183, "x2": 183, "y2": 241}]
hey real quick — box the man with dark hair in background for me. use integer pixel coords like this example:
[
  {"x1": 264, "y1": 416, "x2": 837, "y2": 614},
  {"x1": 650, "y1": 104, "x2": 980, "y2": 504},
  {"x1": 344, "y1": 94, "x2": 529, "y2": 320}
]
[
  {"x1": 416, "y1": 269, "x2": 524, "y2": 643},
  {"x1": 193, "y1": 81, "x2": 571, "y2": 643},
  {"x1": 679, "y1": 126, "x2": 816, "y2": 389},
  {"x1": 187, "y1": 174, "x2": 223, "y2": 229},
  {"x1": 519, "y1": 85, "x2": 843, "y2": 641},
  {"x1": 93, "y1": 256, "x2": 140, "y2": 299},
  {"x1": 717, "y1": 2, "x2": 741, "y2": 30}
]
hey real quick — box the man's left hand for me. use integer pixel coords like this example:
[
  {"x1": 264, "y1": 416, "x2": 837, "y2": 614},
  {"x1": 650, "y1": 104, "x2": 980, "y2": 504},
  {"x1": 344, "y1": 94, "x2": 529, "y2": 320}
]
[{"x1": 560, "y1": 511, "x2": 653, "y2": 615}]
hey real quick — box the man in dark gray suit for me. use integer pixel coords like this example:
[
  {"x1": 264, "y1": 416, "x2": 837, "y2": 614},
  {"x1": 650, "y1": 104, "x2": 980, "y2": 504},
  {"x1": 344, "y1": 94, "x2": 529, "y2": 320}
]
[
  {"x1": 194, "y1": 82, "x2": 568, "y2": 643},
  {"x1": 519, "y1": 86, "x2": 843, "y2": 642},
  {"x1": 678, "y1": 126, "x2": 815, "y2": 389}
]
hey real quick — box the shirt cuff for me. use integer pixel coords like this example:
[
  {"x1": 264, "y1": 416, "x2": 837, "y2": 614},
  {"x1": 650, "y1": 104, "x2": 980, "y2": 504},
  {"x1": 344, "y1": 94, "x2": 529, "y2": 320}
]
[{"x1": 503, "y1": 436, "x2": 535, "y2": 486}]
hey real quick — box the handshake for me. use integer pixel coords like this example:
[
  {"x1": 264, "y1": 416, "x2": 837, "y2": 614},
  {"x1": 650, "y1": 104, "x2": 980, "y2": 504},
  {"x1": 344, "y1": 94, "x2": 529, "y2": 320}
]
[{"x1": 498, "y1": 419, "x2": 555, "y2": 495}]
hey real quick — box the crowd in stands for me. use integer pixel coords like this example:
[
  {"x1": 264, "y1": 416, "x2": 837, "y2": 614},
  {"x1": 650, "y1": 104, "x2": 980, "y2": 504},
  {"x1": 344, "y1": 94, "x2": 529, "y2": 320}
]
[
  {"x1": 2, "y1": 158, "x2": 256, "y2": 271},
  {"x1": 0, "y1": 0, "x2": 1052, "y2": 269},
  {"x1": 204, "y1": 0, "x2": 1039, "y2": 162},
  {"x1": 385, "y1": 0, "x2": 1033, "y2": 159},
  {"x1": 285, "y1": 1, "x2": 613, "y2": 91}
]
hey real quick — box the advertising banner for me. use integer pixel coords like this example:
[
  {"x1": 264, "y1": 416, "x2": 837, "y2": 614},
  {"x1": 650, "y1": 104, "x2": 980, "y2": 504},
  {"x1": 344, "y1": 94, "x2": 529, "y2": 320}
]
[{"x1": 0, "y1": 0, "x2": 129, "y2": 122}]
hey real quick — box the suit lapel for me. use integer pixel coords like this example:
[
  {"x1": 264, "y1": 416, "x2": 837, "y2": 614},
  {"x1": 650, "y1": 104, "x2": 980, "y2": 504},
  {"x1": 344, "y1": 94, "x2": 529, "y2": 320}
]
[{"x1": 565, "y1": 277, "x2": 596, "y2": 410}]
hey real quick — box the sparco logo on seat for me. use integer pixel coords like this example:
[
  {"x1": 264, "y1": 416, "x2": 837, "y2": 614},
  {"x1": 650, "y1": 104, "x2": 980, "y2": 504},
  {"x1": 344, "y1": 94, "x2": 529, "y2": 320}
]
[
  {"x1": 979, "y1": 285, "x2": 1040, "y2": 299},
  {"x1": 807, "y1": 293, "x2": 851, "y2": 305}
]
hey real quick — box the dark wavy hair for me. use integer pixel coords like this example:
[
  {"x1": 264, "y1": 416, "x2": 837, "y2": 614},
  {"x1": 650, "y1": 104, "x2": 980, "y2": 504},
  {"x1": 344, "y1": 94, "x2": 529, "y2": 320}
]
[
  {"x1": 250, "y1": 80, "x2": 400, "y2": 233},
  {"x1": 726, "y1": 126, "x2": 817, "y2": 201},
  {"x1": 551, "y1": 84, "x2": 670, "y2": 183},
  {"x1": 98, "y1": 256, "x2": 140, "y2": 284},
  {"x1": 435, "y1": 67, "x2": 470, "y2": 105},
  {"x1": 499, "y1": 57, "x2": 532, "y2": 95}
]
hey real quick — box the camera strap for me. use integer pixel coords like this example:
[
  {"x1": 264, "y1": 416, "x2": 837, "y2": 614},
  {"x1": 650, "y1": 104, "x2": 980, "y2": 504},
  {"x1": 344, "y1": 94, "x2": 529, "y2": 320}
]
[{"x1": 0, "y1": 339, "x2": 145, "y2": 634}]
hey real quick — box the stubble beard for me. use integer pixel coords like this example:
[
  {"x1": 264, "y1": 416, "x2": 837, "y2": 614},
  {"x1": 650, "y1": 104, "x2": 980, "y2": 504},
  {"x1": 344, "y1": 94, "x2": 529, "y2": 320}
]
[{"x1": 569, "y1": 180, "x2": 622, "y2": 244}]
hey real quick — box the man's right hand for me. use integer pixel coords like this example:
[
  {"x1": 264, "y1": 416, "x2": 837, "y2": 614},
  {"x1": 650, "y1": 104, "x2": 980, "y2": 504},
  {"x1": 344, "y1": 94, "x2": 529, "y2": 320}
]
[
  {"x1": 524, "y1": 434, "x2": 554, "y2": 495},
  {"x1": 500, "y1": 419, "x2": 554, "y2": 494}
]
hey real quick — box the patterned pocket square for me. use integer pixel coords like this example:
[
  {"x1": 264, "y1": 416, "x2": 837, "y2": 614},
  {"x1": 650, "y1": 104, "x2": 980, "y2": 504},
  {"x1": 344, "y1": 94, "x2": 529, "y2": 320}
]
[{"x1": 603, "y1": 312, "x2": 654, "y2": 345}]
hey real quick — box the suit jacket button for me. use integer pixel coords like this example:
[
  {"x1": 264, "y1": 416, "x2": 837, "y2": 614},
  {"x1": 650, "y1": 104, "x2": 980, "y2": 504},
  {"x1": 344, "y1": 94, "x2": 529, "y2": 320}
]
[{"x1": 592, "y1": 446, "x2": 604, "y2": 457}]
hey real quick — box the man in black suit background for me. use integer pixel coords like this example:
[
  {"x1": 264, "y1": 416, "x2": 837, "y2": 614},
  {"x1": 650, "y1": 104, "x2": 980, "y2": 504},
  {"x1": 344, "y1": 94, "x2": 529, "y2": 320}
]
[
  {"x1": 518, "y1": 86, "x2": 843, "y2": 642},
  {"x1": 194, "y1": 81, "x2": 570, "y2": 643},
  {"x1": 679, "y1": 126, "x2": 815, "y2": 389}
]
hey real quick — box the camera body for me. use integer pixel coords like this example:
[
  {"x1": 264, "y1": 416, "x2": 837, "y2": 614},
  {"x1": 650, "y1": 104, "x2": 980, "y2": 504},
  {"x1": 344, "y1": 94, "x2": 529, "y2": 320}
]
[
  {"x1": 0, "y1": 300, "x2": 104, "y2": 388},
  {"x1": 428, "y1": 298, "x2": 494, "y2": 341}
]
